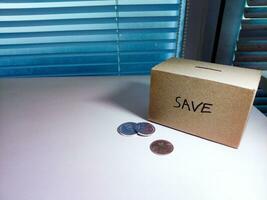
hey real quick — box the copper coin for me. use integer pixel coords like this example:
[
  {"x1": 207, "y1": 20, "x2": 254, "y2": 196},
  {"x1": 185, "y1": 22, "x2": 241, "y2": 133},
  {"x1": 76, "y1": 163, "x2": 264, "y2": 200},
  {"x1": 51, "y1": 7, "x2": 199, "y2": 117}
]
[{"x1": 150, "y1": 140, "x2": 174, "y2": 155}]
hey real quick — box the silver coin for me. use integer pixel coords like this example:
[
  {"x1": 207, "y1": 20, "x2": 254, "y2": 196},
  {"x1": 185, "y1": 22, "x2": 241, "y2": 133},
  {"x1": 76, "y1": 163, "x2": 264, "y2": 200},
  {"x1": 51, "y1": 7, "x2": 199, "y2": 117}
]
[
  {"x1": 117, "y1": 122, "x2": 137, "y2": 136},
  {"x1": 150, "y1": 140, "x2": 174, "y2": 155},
  {"x1": 135, "y1": 122, "x2": 155, "y2": 137}
]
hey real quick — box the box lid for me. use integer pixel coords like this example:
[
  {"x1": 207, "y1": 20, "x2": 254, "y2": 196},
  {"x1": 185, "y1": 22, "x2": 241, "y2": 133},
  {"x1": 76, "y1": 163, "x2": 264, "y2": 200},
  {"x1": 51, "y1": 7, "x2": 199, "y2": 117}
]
[{"x1": 153, "y1": 58, "x2": 262, "y2": 90}]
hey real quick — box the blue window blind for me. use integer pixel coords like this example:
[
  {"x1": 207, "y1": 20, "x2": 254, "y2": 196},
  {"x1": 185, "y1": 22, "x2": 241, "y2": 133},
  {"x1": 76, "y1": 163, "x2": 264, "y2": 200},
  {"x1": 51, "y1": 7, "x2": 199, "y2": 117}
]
[
  {"x1": 0, "y1": 0, "x2": 186, "y2": 77},
  {"x1": 234, "y1": 0, "x2": 267, "y2": 116}
]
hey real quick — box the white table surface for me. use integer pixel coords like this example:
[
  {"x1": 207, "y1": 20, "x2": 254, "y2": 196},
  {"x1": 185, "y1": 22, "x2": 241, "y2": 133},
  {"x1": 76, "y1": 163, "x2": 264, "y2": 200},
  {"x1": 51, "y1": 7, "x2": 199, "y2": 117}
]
[{"x1": 0, "y1": 76, "x2": 266, "y2": 200}]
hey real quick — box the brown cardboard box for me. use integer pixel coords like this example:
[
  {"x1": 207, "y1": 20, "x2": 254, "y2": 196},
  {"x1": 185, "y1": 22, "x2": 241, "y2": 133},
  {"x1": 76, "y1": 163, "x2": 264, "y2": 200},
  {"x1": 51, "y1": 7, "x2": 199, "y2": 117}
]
[{"x1": 148, "y1": 58, "x2": 262, "y2": 148}]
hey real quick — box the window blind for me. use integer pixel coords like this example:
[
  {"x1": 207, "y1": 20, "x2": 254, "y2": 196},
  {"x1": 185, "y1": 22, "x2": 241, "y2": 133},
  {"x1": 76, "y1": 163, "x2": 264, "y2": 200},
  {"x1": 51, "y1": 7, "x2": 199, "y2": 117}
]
[
  {"x1": 0, "y1": 0, "x2": 186, "y2": 77},
  {"x1": 234, "y1": 0, "x2": 267, "y2": 116}
]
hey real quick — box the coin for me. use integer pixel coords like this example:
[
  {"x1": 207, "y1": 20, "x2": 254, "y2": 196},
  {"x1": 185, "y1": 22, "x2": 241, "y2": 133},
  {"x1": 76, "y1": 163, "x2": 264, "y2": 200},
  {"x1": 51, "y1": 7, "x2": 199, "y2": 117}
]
[
  {"x1": 150, "y1": 140, "x2": 174, "y2": 155},
  {"x1": 117, "y1": 122, "x2": 137, "y2": 136},
  {"x1": 135, "y1": 122, "x2": 155, "y2": 137}
]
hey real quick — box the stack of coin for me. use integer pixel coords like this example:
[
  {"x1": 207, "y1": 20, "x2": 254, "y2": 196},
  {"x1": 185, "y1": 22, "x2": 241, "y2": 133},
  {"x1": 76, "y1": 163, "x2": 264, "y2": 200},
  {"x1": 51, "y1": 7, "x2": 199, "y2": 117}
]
[
  {"x1": 117, "y1": 122, "x2": 155, "y2": 137},
  {"x1": 135, "y1": 122, "x2": 155, "y2": 137}
]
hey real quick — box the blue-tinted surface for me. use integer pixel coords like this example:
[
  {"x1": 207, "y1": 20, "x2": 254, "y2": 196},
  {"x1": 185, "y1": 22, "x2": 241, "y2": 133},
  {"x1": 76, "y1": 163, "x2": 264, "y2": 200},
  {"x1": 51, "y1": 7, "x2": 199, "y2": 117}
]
[{"x1": 0, "y1": 0, "x2": 186, "y2": 77}]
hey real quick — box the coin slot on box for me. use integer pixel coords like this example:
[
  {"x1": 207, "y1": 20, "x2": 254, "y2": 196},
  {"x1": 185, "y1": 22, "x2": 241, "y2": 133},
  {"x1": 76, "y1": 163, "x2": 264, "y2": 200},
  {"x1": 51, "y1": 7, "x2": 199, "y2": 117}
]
[{"x1": 195, "y1": 66, "x2": 222, "y2": 72}]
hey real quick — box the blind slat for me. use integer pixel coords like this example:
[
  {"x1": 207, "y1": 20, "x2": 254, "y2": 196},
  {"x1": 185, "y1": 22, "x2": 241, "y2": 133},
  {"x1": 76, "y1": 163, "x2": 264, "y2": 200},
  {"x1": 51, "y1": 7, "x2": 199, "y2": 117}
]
[
  {"x1": 0, "y1": 24, "x2": 117, "y2": 34},
  {"x1": 120, "y1": 52, "x2": 174, "y2": 62},
  {"x1": 247, "y1": 0, "x2": 267, "y2": 6},
  {"x1": 0, "y1": 16, "x2": 179, "y2": 27},
  {"x1": 237, "y1": 40, "x2": 267, "y2": 51},
  {"x1": 0, "y1": 62, "x2": 118, "y2": 70},
  {"x1": 254, "y1": 97, "x2": 267, "y2": 105},
  {"x1": 239, "y1": 29, "x2": 267, "y2": 39},
  {"x1": 118, "y1": 4, "x2": 180, "y2": 11},
  {"x1": 120, "y1": 41, "x2": 176, "y2": 51},
  {"x1": 255, "y1": 105, "x2": 267, "y2": 112},
  {"x1": 242, "y1": 19, "x2": 267, "y2": 30},
  {"x1": 0, "y1": 42, "x2": 118, "y2": 56},
  {"x1": 118, "y1": 0, "x2": 179, "y2": 5},
  {"x1": 0, "y1": 6, "x2": 115, "y2": 15},
  {"x1": 244, "y1": 7, "x2": 267, "y2": 18},
  {"x1": 0, "y1": 64, "x2": 118, "y2": 77},
  {"x1": 233, "y1": 61, "x2": 267, "y2": 70},
  {"x1": 0, "y1": 53, "x2": 118, "y2": 66},
  {"x1": 119, "y1": 32, "x2": 177, "y2": 41},
  {"x1": 0, "y1": 29, "x2": 117, "y2": 39},
  {"x1": 0, "y1": 35, "x2": 117, "y2": 45},
  {"x1": 235, "y1": 51, "x2": 267, "y2": 62},
  {"x1": 119, "y1": 10, "x2": 178, "y2": 17},
  {"x1": 0, "y1": 13, "x2": 115, "y2": 21},
  {"x1": 0, "y1": 18, "x2": 117, "y2": 27},
  {"x1": 120, "y1": 62, "x2": 158, "y2": 75},
  {"x1": 0, "y1": 1, "x2": 115, "y2": 9}
]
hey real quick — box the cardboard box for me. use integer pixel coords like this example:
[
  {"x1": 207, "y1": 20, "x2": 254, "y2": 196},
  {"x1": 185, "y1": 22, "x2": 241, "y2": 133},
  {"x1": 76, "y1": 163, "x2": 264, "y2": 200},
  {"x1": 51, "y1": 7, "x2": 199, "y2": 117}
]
[{"x1": 148, "y1": 58, "x2": 261, "y2": 148}]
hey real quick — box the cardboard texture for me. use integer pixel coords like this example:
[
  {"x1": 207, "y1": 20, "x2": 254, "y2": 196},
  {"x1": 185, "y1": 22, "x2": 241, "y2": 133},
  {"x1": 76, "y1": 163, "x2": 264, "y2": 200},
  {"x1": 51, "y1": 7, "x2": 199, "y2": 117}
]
[{"x1": 148, "y1": 58, "x2": 262, "y2": 148}]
